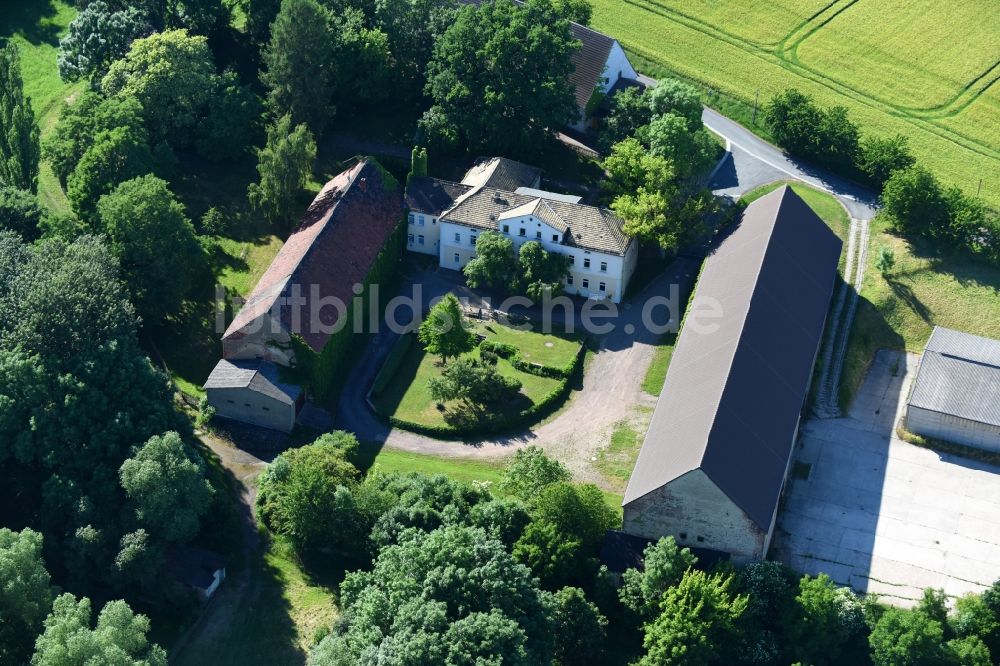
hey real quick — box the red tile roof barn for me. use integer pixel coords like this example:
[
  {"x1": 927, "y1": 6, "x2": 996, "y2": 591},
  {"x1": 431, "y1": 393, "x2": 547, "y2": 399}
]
[{"x1": 223, "y1": 160, "x2": 403, "y2": 353}]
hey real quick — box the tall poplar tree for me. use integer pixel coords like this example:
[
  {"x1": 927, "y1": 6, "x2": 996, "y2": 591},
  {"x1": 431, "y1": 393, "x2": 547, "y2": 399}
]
[{"x1": 0, "y1": 43, "x2": 41, "y2": 193}]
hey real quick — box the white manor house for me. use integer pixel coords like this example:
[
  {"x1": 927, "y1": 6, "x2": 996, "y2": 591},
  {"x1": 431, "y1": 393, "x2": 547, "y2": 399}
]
[{"x1": 405, "y1": 157, "x2": 638, "y2": 303}]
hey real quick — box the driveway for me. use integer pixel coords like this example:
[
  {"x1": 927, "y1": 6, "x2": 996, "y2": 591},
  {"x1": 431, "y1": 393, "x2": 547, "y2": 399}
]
[
  {"x1": 335, "y1": 257, "x2": 701, "y2": 483},
  {"x1": 774, "y1": 350, "x2": 1000, "y2": 606}
]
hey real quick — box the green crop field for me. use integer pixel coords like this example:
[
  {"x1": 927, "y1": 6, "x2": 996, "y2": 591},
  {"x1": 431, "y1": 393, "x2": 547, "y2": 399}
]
[{"x1": 591, "y1": 0, "x2": 1000, "y2": 207}]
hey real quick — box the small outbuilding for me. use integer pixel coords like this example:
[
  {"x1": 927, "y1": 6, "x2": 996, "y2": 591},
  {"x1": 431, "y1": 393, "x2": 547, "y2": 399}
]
[
  {"x1": 166, "y1": 545, "x2": 227, "y2": 602},
  {"x1": 204, "y1": 359, "x2": 303, "y2": 433},
  {"x1": 906, "y1": 326, "x2": 1000, "y2": 453}
]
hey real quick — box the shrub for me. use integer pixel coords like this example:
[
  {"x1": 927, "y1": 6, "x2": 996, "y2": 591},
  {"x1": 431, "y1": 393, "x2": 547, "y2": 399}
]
[{"x1": 479, "y1": 339, "x2": 517, "y2": 358}]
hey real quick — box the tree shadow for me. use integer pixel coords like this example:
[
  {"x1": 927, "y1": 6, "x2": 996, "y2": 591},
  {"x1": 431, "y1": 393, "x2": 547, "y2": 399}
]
[
  {"x1": 885, "y1": 276, "x2": 932, "y2": 324},
  {"x1": 0, "y1": 0, "x2": 61, "y2": 45}
]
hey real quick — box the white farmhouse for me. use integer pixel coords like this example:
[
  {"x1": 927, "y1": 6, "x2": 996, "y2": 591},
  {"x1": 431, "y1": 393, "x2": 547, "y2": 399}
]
[{"x1": 406, "y1": 157, "x2": 638, "y2": 303}]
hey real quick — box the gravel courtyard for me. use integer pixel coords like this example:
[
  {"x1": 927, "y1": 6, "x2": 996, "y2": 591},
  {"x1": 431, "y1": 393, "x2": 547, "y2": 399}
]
[{"x1": 774, "y1": 350, "x2": 1000, "y2": 607}]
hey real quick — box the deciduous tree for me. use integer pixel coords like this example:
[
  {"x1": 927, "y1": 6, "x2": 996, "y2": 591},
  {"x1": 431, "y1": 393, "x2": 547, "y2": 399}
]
[
  {"x1": 119, "y1": 432, "x2": 214, "y2": 544},
  {"x1": 0, "y1": 528, "x2": 52, "y2": 666},
  {"x1": 619, "y1": 536, "x2": 697, "y2": 620},
  {"x1": 247, "y1": 115, "x2": 316, "y2": 227},
  {"x1": 498, "y1": 445, "x2": 571, "y2": 501},
  {"x1": 869, "y1": 606, "x2": 950, "y2": 666},
  {"x1": 418, "y1": 293, "x2": 474, "y2": 363},
  {"x1": 97, "y1": 175, "x2": 201, "y2": 321},
  {"x1": 428, "y1": 357, "x2": 523, "y2": 407},
  {"x1": 102, "y1": 29, "x2": 216, "y2": 147},
  {"x1": 32, "y1": 594, "x2": 167, "y2": 666},
  {"x1": 647, "y1": 113, "x2": 718, "y2": 181},
  {"x1": 256, "y1": 435, "x2": 362, "y2": 553},
  {"x1": 67, "y1": 126, "x2": 154, "y2": 224},
  {"x1": 516, "y1": 240, "x2": 569, "y2": 300},
  {"x1": 639, "y1": 570, "x2": 748, "y2": 666},
  {"x1": 44, "y1": 93, "x2": 147, "y2": 186},
  {"x1": 310, "y1": 526, "x2": 556, "y2": 665},
  {"x1": 858, "y1": 134, "x2": 915, "y2": 189},
  {"x1": 420, "y1": 0, "x2": 578, "y2": 155},
  {"x1": 0, "y1": 186, "x2": 45, "y2": 241},
  {"x1": 464, "y1": 231, "x2": 518, "y2": 290},
  {"x1": 648, "y1": 78, "x2": 703, "y2": 131}
]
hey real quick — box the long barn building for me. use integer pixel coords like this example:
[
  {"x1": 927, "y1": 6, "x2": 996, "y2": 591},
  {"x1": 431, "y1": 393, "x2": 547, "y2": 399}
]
[{"x1": 622, "y1": 187, "x2": 842, "y2": 563}]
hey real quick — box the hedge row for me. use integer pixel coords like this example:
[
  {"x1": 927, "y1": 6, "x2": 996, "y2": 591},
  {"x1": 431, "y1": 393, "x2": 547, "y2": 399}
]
[
  {"x1": 387, "y1": 344, "x2": 586, "y2": 440},
  {"x1": 478, "y1": 339, "x2": 575, "y2": 379}
]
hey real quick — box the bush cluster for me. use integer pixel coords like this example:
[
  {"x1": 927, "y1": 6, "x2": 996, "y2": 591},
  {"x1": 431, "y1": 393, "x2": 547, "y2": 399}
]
[{"x1": 764, "y1": 88, "x2": 915, "y2": 190}]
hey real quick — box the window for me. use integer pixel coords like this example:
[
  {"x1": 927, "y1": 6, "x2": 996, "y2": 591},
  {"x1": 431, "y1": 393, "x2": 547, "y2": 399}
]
[
  {"x1": 503, "y1": 224, "x2": 510, "y2": 233},
  {"x1": 583, "y1": 258, "x2": 591, "y2": 269},
  {"x1": 244, "y1": 403, "x2": 251, "y2": 408},
  {"x1": 582, "y1": 278, "x2": 589, "y2": 289},
  {"x1": 431, "y1": 218, "x2": 436, "y2": 225},
  {"x1": 600, "y1": 261, "x2": 607, "y2": 272},
  {"x1": 418, "y1": 215, "x2": 425, "y2": 226},
  {"x1": 568, "y1": 256, "x2": 575, "y2": 265},
  {"x1": 536, "y1": 230, "x2": 541, "y2": 239},
  {"x1": 408, "y1": 213, "x2": 415, "y2": 224},
  {"x1": 417, "y1": 235, "x2": 425, "y2": 245},
  {"x1": 454, "y1": 253, "x2": 460, "y2": 263},
  {"x1": 454, "y1": 232, "x2": 461, "y2": 243},
  {"x1": 226, "y1": 399, "x2": 235, "y2": 404},
  {"x1": 599, "y1": 282, "x2": 606, "y2": 292},
  {"x1": 679, "y1": 532, "x2": 687, "y2": 540},
  {"x1": 519, "y1": 228, "x2": 526, "y2": 237},
  {"x1": 567, "y1": 275, "x2": 574, "y2": 285},
  {"x1": 470, "y1": 235, "x2": 477, "y2": 246},
  {"x1": 697, "y1": 536, "x2": 704, "y2": 543},
  {"x1": 552, "y1": 234, "x2": 559, "y2": 242},
  {"x1": 408, "y1": 233, "x2": 414, "y2": 244},
  {"x1": 262, "y1": 407, "x2": 269, "y2": 412}
]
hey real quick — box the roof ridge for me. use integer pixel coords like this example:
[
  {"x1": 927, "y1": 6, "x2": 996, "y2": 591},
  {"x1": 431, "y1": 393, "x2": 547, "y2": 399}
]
[{"x1": 698, "y1": 187, "x2": 786, "y2": 476}]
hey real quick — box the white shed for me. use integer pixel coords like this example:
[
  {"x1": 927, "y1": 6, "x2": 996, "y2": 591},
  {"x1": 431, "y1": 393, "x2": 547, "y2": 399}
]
[{"x1": 906, "y1": 327, "x2": 1000, "y2": 453}]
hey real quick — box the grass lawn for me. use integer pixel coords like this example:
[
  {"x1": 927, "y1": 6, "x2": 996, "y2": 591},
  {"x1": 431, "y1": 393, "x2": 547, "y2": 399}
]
[
  {"x1": 596, "y1": 417, "x2": 647, "y2": 492},
  {"x1": 468, "y1": 319, "x2": 582, "y2": 368},
  {"x1": 372, "y1": 344, "x2": 565, "y2": 428},
  {"x1": 590, "y1": 0, "x2": 1000, "y2": 207},
  {"x1": 840, "y1": 217, "x2": 1000, "y2": 407},
  {"x1": 642, "y1": 332, "x2": 677, "y2": 396},
  {"x1": 359, "y1": 444, "x2": 623, "y2": 511},
  {"x1": 2, "y1": 0, "x2": 83, "y2": 214},
  {"x1": 740, "y1": 180, "x2": 851, "y2": 273}
]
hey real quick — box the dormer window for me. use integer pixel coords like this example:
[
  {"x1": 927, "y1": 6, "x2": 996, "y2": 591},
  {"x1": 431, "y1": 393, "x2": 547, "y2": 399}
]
[{"x1": 552, "y1": 234, "x2": 559, "y2": 242}]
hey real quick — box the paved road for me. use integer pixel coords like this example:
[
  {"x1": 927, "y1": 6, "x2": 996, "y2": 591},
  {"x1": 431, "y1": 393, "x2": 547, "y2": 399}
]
[
  {"x1": 702, "y1": 108, "x2": 878, "y2": 219},
  {"x1": 634, "y1": 72, "x2": 878, "y2": 218}
]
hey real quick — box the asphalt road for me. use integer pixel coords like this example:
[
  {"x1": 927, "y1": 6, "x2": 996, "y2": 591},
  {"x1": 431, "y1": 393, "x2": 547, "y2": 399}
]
[{"x1": 702, "y1": 107, "x2": 878, "y2": 219}]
